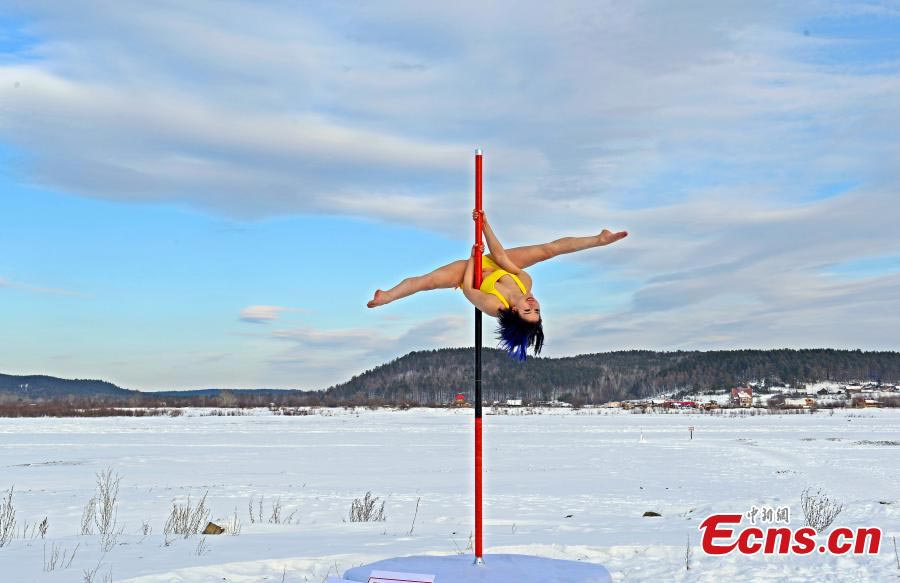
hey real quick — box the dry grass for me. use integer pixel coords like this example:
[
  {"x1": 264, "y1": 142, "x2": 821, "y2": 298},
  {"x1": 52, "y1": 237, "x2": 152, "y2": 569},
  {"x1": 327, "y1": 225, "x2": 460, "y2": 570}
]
[
  {"x1": 349, "y1": 492, "x2": 386, "y2": 523},
  {"x1": 801, "y1": 487, "x2": 844, "y2": 531},
  {"x1": 164, "y1": 491, "x2": 210, "y2": 541},
  {"x1": 0, "y1": 487, "x2": 16, "y2": 547},
  {"x1": 43, "y1": 542, "x2": 79, "y2": 572}
]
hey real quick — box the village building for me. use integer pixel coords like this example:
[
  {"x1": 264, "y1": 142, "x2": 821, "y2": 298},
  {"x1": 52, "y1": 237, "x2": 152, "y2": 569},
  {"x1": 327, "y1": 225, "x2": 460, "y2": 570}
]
[
  {"x1": 731, "y1": 386, "x2": 753, "y2": 407},
  {"x1": 784, "y1": 396, "x2": 816, "y2": 408}
]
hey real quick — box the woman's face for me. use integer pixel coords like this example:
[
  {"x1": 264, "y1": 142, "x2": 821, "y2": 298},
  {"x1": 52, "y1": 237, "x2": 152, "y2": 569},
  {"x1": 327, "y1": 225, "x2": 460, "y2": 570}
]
[{"x1": 513, "y1": 294, "x2": 541, "y2": 322}]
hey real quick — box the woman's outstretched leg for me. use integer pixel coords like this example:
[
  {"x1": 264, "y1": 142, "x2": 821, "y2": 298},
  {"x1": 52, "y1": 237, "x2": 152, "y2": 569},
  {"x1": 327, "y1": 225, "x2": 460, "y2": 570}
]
[
  {"x1": 505, "y1": 229, "x2": 627, "y2": 269},
  {"x1": 368, "y1": 259, "x2": 467, "y2": 308}
]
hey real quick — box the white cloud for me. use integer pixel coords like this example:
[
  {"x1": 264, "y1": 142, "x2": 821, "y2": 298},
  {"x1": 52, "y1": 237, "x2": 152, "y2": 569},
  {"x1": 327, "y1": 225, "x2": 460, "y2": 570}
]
[
  {"x1": 2, "y1": 0, "x2": 900, "y2": 382},
  {"x1": 238, "y1": 305, "x2": 303, "y2": 324},
  {"x1": 264, "y1": 316, "x2": 468, "y2": 385},
  {"x1": 0, "y1": 276, "x2": 81, "y2": 297},
  {"x1": 540, "y1": 187, "x2": 900, "y2": 354},
  {"x1": 3, "y1": 1, "x2": 855, "y2": 225}
]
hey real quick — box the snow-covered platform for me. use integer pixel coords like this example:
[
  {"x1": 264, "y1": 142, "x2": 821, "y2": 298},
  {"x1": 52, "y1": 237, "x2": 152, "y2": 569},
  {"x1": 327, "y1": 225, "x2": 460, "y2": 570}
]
[{"x1": 343, "y1": 554, "x2": 612, "y2": 583}]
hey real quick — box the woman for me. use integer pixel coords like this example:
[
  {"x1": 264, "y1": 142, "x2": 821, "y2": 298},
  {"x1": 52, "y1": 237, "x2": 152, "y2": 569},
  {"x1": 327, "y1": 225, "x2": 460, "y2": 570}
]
[{"x1": 367, "y1": 210, "x2": 627, "y2": 360}]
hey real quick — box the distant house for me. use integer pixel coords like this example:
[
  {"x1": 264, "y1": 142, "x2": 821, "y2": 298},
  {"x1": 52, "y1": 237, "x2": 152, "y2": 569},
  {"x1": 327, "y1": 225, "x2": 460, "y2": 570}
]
[
  {"x1": 731, "y1": 387, "x2": 753, "y2": 407},
  {"x1": 784, "y1": 396, "x2": 816, "y2": 408},
  {"x1": 453, "y1": 393, "x2": 467, "y2": 407},
  {"x1": 506, "y1": 399, "x2": 523, "y2": 407},
  {"x1": 536, "y1": 400, "x2": 572, "y2": 408},
  {"x1": 806, "y1": 381, "x2": 845, "y2": 395}
]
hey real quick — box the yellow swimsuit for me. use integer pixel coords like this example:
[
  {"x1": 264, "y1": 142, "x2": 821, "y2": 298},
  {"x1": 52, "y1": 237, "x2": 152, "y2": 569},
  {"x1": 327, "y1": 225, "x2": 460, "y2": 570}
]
[{"x1": 460, "y1": 255, "x2": 528, "y2": 309}]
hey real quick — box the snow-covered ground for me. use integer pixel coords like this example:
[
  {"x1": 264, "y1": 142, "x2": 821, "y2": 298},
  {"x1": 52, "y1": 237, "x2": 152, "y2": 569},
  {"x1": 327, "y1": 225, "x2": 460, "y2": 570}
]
[{"x1": 0, "y1": 407, "x2": 898, "y2": 582}]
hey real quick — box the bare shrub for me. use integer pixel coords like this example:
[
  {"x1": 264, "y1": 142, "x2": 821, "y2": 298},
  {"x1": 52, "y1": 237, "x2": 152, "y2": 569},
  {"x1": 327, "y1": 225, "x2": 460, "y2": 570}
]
[
  {"x1": 451, "y1": 531, "x2": 474, "y2": 554},
  {"x1": 43, "y1": 542, "x2": 79, "y2": 572},
  {"x1": 408, "y1": 497, "x2": 420, "y2": 536},
  {"x1": 685, "y1": 534, "x2": 692, "y2": 571},
  {"x1": 164, "y1": 492, "x2": 210, "y2": 539},
  {"x1": 38, "y1": 516, "x2": 49, "y2": 539},
  {"x1": 0, "y1": 486, "x2": 16, "y2": 547},
  {"x1": 20, "y1": 519, "x2": 33, "y2": 539},
  {"x1": 268, "y1": 498, "x2": 282, "y2": 524},
  {"x1": 247, "y1": 495, "x2": 296, "y2": 525},
  {"x1": 80, "y1": 497, "x2": 96, "y2": 535},
  {"x1": 349, "y1": 492, "x2": 386, "y2": 523},
  {"x1": 227, "y1": 509, "x2": 242, "y2": 536},
  {"x1": 79, "y1": 469, "x2": 123, "y2": 551},
  {"x1": 247, "y1": 495, "x2": 265, "y2": 524},
  {"x1": 94, "y1": 469, "x2": 120, "y2": 536},
  {"x1": 801, "y1": 487, "x2": 843, "y2": 531},
  {"x1": 82, "y1": 556, "x2": 107, "y2": 583},
  {"x1": 0, "y1": 399, "x2": 186, "y2": 418}
]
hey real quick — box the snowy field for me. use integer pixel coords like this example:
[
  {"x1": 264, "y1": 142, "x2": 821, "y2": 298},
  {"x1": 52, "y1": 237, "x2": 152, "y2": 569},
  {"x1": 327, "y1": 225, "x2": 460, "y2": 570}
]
[{"x1": 0, "y1": 407, "x2": 898, "y2": 582}]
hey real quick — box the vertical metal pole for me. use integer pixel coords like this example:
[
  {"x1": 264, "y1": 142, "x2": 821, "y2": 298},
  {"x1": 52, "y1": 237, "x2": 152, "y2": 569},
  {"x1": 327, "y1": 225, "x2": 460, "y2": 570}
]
[{"x1": 473, "y1": 148, "x2": 484, "y2": 564}]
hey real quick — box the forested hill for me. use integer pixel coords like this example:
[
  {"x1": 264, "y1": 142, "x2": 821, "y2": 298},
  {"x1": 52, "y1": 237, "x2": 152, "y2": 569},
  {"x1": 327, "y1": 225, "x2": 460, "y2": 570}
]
[
  {"x1": 0, "y1": 373, "x2": 137, "y2": 399},
  {"x1": 325, "y1": 348, "x2": 900, "y2": 404},
  {"x1": 3, "y1": 349, "x2": 899, "y2": 405}
]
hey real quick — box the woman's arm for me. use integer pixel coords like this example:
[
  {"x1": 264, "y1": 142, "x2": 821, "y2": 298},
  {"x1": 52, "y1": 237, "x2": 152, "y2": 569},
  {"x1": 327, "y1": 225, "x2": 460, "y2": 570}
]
[
  {"x1": 462, "y1": 244, "x2": 503, "y2": 316},
  {"x1": 461, "y1": 245, "x2": 479, "y2": 292},
  {"x1": 473, "y1": 210, "x2": 521, "y2": 274}
]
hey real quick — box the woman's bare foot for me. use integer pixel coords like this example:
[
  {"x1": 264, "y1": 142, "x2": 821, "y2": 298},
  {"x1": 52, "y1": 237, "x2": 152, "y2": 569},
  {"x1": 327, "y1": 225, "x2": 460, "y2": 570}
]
[
  {"x1": 598, "y1": 229, "x2": 628, "y2": 246},
  {"x1": 367, "y1": 289, "x2": 389, "y2": 308}
]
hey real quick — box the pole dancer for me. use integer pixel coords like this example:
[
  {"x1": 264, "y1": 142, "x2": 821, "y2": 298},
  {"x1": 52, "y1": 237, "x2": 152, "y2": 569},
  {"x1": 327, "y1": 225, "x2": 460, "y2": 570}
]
[
  {"x1": 366, "y1": 158, "x2": 628, "y2": 363},
  {"x1": 366, "y1": 150, "x2": 628, "y2": 563}
]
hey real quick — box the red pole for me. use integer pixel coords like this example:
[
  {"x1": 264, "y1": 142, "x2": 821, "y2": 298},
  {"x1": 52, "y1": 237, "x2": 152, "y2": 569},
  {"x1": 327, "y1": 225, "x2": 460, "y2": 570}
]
[
  {"x1": 474, "y1": 150, "x2": 483, "y2": 286},
  {"x1": 473, "y1": 148, "x2": 484, "y2": 564}
]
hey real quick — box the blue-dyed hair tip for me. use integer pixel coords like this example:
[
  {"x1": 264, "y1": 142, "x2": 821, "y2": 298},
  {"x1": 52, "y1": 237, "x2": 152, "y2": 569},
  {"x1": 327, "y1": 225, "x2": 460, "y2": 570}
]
[{"x1": 496, "y1": 308, "x2": 544, "y2": 361}]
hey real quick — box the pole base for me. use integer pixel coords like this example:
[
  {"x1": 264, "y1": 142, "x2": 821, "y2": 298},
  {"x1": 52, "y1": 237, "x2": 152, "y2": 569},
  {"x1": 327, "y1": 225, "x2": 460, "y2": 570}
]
[
  {"x1": 344, "y1": 554, "x2": 612, "y2": 582},
  {"x1": 473, "y1": 556, "x2": 485, "y2": 566}
]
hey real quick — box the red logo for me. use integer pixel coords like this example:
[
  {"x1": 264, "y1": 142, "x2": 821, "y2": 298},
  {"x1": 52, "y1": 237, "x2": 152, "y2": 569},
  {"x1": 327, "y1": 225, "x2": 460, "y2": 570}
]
[{"x1": 699, "y1": 513, "x2": 882, "y2": 556}]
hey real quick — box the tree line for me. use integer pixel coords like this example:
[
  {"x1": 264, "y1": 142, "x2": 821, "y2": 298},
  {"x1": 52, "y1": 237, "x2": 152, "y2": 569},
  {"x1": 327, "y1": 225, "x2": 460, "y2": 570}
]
[
  {"x1": 324, "y1": 348, "x2": 900, "y2": 405},
  {"x1": 2, "y1": 349, "x2": 898, "y2": 412}
]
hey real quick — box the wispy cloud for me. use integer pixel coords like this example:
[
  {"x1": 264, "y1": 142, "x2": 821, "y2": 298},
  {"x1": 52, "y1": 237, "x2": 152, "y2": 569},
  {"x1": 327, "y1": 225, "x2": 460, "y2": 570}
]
[
  {"x1": 1, "y1": 1, "x2": 900, "y2": 389},
  {"x1": 542, "y1": 187, "x2": 900, "y2": 354},
  {"x1": 238, "y1": 305, "x2": 303, "y2": 324},
  {"x1": 265, "y1": 316, "x2": 468, "y2": 384},
  {"x1": 3, "y1": 2, "x2": 838, "y2": 226},
  {"x1": 0, "y1": 276, "x2": 81, "y2": 297}
]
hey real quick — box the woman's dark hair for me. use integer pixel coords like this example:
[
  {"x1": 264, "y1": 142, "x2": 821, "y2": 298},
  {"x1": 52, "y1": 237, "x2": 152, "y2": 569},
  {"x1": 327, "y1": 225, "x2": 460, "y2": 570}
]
[{"x1": 496, "y1": 308, "x2": 544, "y2": 362}]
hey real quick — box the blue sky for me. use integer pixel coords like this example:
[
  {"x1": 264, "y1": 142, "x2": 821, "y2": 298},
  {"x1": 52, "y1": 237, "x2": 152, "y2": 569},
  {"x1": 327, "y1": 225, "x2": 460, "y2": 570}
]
[{"x1": 1, "y1": 1, "x2": 899, "y2": 390}]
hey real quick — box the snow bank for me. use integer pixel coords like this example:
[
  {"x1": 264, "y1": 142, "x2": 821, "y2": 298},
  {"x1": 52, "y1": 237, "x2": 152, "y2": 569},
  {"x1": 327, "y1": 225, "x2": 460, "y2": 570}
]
[{"x1": 343, "y1": 554, "x2": 611, "y2": 583}]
